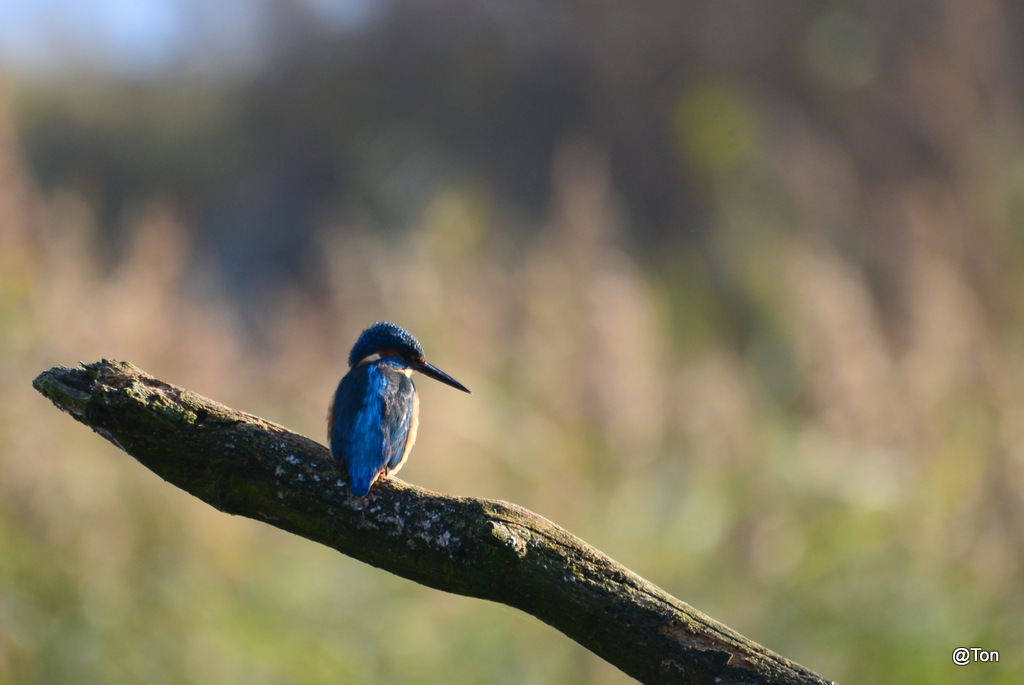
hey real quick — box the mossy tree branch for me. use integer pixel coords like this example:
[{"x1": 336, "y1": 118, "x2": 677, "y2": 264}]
[{"x1": 33, "y1": 360, "x2": 835, "y2": 685}]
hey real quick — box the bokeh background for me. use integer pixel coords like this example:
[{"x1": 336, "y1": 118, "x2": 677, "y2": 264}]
[{"x1": 2, "y1": 1, "x2": 1024, "y2": 683}]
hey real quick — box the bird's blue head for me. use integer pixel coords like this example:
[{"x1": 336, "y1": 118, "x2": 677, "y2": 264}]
[
  {"x1": 348, "y1": 322, "x2": 470, "y2": 393},
  {"x1": 348, "y1": 321, "x2": 424, "y2": 367}
]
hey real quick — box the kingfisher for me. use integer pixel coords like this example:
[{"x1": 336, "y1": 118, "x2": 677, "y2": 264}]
[{"x1": 328, "y1": 321, "x2": 470, "y2": 496}]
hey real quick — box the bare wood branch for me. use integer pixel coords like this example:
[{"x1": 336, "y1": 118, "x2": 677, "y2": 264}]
[{"x1": 32, "y1": 360, "x2": 836, "y2": 685}]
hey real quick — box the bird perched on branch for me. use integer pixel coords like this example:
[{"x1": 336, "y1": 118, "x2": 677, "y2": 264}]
[{"x1": 328, "y1": 322, "x2": 471, "y2": 496}]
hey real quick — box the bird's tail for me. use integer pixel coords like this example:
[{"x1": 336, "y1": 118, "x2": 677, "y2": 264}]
[{"x1": 348, "y1": 470, "x2": 377, "y2": 497}]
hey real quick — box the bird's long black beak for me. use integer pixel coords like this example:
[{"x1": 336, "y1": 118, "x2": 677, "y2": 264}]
[{"x1": 414, "y1": 360, "x2": 471, "y2": 393}]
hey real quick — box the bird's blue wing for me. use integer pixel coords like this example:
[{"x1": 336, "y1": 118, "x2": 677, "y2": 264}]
[
  {"x1": 328, "y1": 362, "x2": 416, "y2": 496},
  {"x1": 328, "y1": 365, "x2": 366, "y2": 464}
]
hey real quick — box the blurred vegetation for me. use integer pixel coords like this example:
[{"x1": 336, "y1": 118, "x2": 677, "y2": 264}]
[{"x1": 2, "y1": 1, "x2": 1024, "y2": 683}]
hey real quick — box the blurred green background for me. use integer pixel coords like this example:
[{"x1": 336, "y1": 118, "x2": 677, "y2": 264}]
[{"x1": 2, "y1": 1, "x2": 1024, "y2": 683}]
